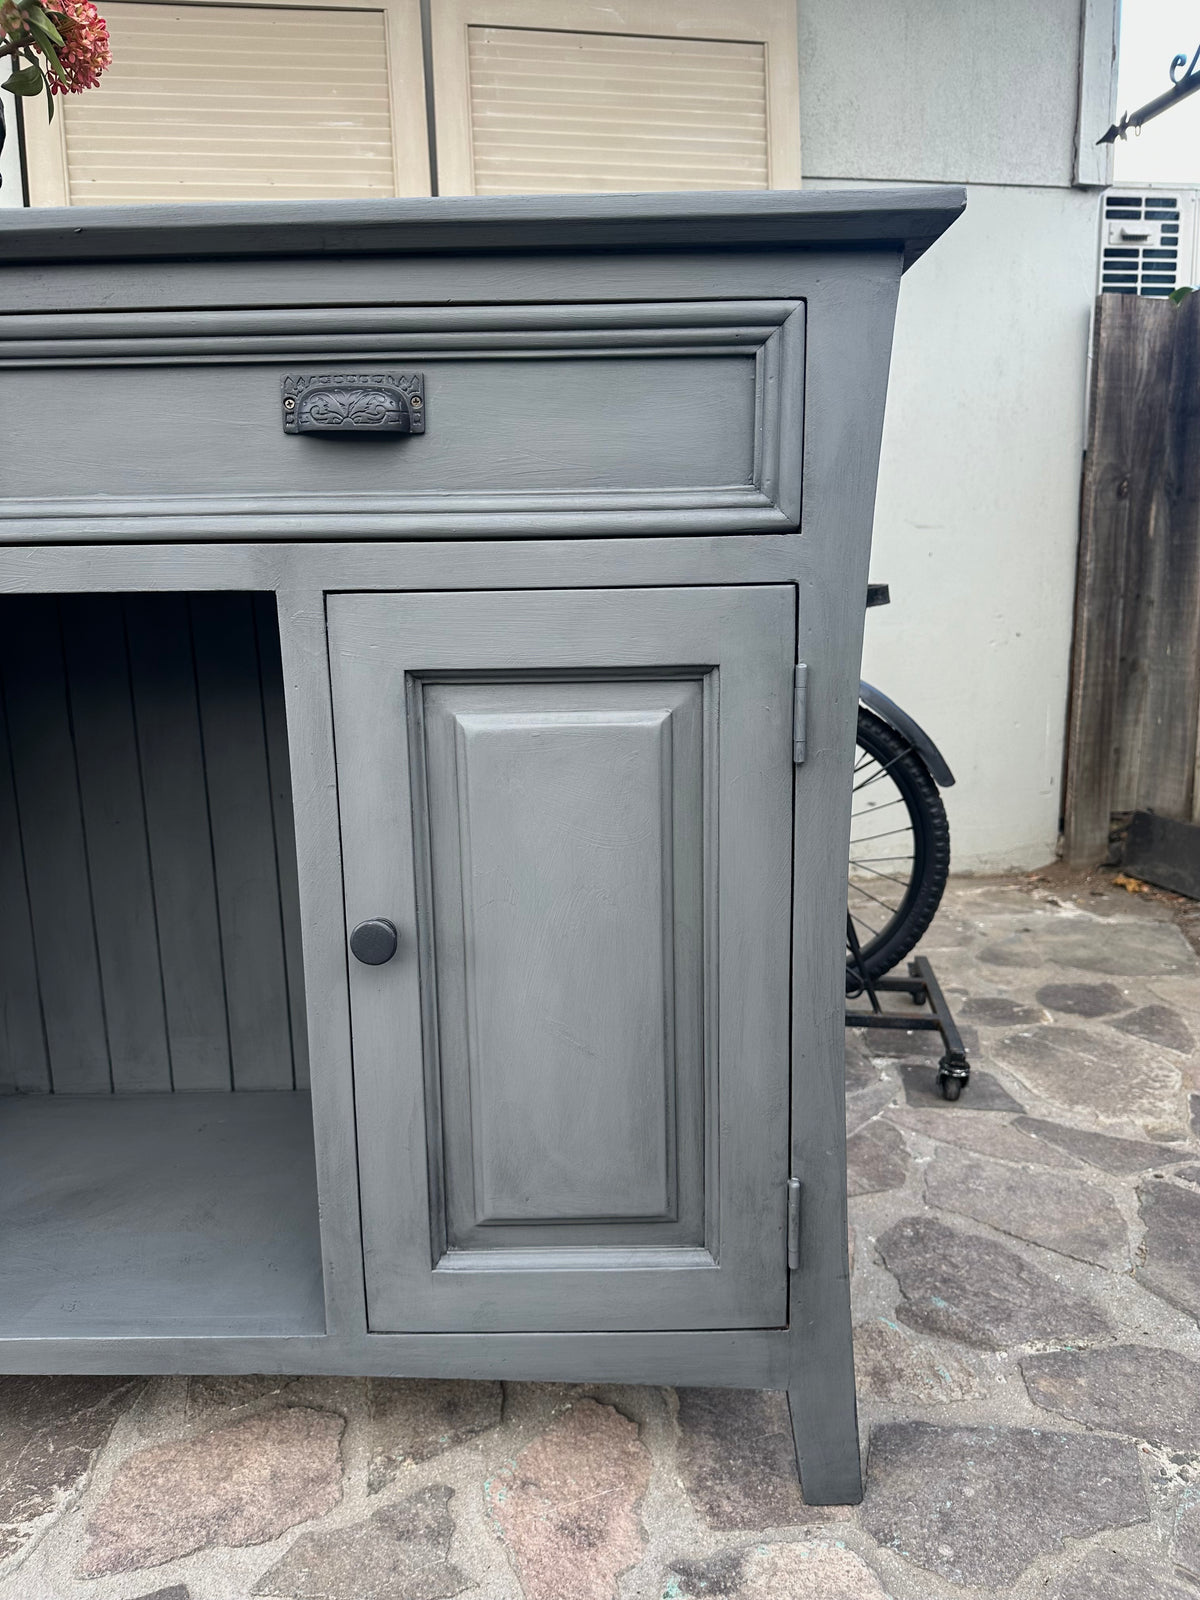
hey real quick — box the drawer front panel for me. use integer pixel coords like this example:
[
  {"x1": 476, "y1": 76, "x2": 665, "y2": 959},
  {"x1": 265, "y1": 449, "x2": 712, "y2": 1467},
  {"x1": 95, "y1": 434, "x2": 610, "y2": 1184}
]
[{"x1": 0, "y1": 302, "x2": 803, "y2": 540}]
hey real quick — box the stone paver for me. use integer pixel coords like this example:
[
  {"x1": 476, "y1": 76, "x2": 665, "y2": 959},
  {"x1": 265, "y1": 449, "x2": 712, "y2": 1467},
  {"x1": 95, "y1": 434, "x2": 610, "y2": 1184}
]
[
  {"x1": 1111, "y1": 1002, "x2": 1195, "y2": 1053},
  {"x1": 890, "y1": 1105, "x2": 1083, "y2": 1168},
  {"x1": 862, "y1": 1422, "x2": 1148, "y2": 1586},
  {"x1": 896, "y1": 1063, "x2": 1024, "y2": 1112},
  {"x1": 844, "y1": 1048, "x2": 903, "y2": 1133},
  {"x1": 0, "y1": 1376, "x2": 140, "y2": 1563},
  {"x1": 252, "y1": 1486, "x2": 467, "y2": 1600},
  {"x1": 846, "y1": 1119, "x2": 910, "y2": 1196},
  {"x1": 367, "y1": 1380, "x2": 503, "y2": 1492},
  {"x1": 877, "y1": 1214, "x2": 1112, "y2": 1348},
  {"x1": 853, "y1": 1318, "x2": 981, "y2": 1404},
  {"x1": 486, "y1": 1399, "x2": 649, "y2": 1600},
  {"x1": 978, "y1": 914, "x2": 1194, "y2": 975},
  {"x1": 992, "y1": 1023, "x2": 1181, "y2": 1122},
  {"x1": 1013, "y1": 1114, "x2": 1190, "y2": 1174},
  {"x1": 1021, "y1": 1344, "x2": 1200, "y2": 1451},
  {"x1": 669, "y1": 1540, "x2": 892, "y2": 1598},
  {"x1": 1136, "y1": 1180, "x2": 1200, "y2": 1319},
  {"x1": 82, "y1": 1406, "x2": 345, "y2": 1578},
  {"x1": 1172, "y1": 1491, "x2": 1200, "y2": 1581},
  {"x1": 3, "y1": 878, "x2": 1200, "y2": 1600},
  {"x1": 959, "y1": 995, "x2": 1045, "y2": 1026},
  {"x1": 845, "y1": 1033, "x2": 887, "y2": 1091},
  {"x1": 923, "y1": 1147, "x2": 1130, "y2": 1267},
  {"x1": 185, "y1": 1376, "x2": 301, "y2": 1421},
  {"x1": 1049, "y1": 1547, "x2": 1196, "y2": 1600},
  {"x1": 1035, "y1": 979, "x2": 1127, "y2": 1016},
  {"x1": 675, "y1": 1389, "x2": 816, "y2": 1530}
]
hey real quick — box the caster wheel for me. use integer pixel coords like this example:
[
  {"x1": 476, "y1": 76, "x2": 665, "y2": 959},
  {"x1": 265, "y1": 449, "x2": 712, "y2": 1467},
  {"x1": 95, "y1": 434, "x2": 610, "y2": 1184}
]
[{"x1": 938, "y1": 1075, "x2": 963, "y2": 1102}]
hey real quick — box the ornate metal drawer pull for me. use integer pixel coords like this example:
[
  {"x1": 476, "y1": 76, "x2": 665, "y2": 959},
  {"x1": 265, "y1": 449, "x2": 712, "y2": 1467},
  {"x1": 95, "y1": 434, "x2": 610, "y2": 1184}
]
[{"x1": 282, "y1": 373, "x2": 425, "y2": 435}]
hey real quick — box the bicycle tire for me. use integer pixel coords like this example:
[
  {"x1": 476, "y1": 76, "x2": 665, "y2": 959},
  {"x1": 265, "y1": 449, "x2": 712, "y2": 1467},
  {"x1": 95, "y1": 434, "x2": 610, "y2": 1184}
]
[{"x1": 847, "y1": 706, "x2": 950, "y2": 984}]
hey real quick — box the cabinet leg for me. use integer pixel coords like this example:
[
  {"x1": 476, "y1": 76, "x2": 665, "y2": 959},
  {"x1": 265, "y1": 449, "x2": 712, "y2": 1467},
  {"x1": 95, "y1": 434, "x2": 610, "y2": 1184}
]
[
  {"x1": 784, "y1": 1184, "x2": 863, "y2": 1503},
  {"x1": 786, "y1": 1383, "x2": 863, "y2": 1505}
]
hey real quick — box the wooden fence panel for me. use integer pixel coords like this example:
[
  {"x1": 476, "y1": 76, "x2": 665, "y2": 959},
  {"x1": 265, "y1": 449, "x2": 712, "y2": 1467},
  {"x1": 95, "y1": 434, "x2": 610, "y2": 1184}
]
[{"x1": 1064, "y1": 292, "x2": 1200, "y2": 865}]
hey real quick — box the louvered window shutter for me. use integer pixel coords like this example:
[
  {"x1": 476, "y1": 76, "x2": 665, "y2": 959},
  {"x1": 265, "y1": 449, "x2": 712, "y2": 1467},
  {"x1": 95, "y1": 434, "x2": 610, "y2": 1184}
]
[
  {"x1": 24, "y1": 0, "x2": 430, "y2": 205},
  {"x1": 430, "y1": 0, "x2": 800, "y2": 196}
]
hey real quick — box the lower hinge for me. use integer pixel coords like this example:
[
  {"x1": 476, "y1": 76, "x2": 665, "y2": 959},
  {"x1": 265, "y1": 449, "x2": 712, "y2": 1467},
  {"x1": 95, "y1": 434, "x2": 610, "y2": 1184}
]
[
  {"x1": 792, "y1": 664, "x2": 808, "y2": 764},
  {"x1": 786, "y1": 1177, "x2": 802, "y2": 1270}
]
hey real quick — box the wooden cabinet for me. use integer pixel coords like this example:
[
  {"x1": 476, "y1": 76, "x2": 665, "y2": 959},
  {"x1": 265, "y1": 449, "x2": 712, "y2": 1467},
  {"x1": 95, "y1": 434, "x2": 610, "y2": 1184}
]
[{"x1": 0, "y1": 187, "x2": 963, "y2": 1506}]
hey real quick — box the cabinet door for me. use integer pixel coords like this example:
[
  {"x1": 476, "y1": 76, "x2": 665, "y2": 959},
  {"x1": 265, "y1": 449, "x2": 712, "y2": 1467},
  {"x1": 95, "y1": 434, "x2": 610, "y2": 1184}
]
[{"x1": 329, "y1": 586, "x2": 795, "y2": 1332}]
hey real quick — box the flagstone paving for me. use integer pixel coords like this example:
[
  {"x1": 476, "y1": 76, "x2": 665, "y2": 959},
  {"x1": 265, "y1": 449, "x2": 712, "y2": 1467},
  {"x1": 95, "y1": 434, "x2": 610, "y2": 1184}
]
[{"x1": 2, "y1": 875, "x2": 1200, "y2": 1599}]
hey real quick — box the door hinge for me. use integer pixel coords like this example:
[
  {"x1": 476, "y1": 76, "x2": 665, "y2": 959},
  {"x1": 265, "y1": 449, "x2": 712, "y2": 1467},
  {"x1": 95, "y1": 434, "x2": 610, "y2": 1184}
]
[
  {"x1": 786, "y1": 1177, "x2": 802, "y2": 1270},
  {"x1": 792, "y1": 664, "x2": 808, "y2": 764}
]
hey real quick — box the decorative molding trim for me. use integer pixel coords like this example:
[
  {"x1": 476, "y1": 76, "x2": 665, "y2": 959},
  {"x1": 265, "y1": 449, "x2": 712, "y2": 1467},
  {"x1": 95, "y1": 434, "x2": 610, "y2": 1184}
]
[
  {"x1": 0, "y1": 187, "x2": 967, "y2": 269},
  {"x1": 0, "y1": 298, "x2": 798, "y2": 359}
]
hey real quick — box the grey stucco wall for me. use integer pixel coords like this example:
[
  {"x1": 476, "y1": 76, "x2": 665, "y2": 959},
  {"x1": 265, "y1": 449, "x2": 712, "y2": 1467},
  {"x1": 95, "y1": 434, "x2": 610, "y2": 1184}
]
[{"x1": 800, "y1": 0, "x2": 1116, "y2": 870}]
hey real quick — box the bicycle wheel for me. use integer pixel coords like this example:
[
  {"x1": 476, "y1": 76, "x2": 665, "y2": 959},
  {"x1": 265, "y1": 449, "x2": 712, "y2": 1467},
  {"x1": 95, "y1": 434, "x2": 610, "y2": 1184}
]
[{"x1": 847, "y1": 706, "x2": 950, "y2": 986}]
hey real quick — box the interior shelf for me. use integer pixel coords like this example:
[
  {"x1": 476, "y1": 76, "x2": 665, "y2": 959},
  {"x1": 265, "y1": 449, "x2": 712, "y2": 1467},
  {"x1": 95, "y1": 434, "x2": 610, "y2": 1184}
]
[{"x1": 0, "y1": 1090, "x2": 325, "y2": 1339}]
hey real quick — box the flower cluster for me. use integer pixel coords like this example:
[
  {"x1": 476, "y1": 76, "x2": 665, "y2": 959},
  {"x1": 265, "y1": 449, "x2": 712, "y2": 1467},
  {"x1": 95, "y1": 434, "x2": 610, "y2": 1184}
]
[
  {"x1": 46, "y1": 0, "x2": 110, "y2": 93},
  {"x1": 0, "y1": 0, "x2": 112, "y2": 133}
]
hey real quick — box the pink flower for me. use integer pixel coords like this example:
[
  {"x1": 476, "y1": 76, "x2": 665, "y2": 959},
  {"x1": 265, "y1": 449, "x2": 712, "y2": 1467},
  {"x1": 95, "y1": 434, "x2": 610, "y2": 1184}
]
[{"x1": 46, "y1": 0, "x2": 111, "y2": 93}]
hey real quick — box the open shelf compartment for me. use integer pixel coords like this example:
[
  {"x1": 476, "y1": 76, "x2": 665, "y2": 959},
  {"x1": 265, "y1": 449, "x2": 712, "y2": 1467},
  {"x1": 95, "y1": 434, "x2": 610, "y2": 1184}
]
[{"x1": 0, "y1": 591, "x2": 325, "y2": 1339}]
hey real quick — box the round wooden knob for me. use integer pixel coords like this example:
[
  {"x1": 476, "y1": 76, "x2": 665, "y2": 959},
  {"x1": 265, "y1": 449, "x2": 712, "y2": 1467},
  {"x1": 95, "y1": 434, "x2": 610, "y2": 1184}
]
[{"x1": 349, "y1": 917, "x2": 399, "y2": 965}]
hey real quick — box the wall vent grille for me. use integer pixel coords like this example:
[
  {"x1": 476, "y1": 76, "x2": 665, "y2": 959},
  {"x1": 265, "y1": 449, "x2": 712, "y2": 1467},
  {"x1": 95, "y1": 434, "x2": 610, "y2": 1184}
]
[{"x1": 1099, "y1": 190, "x2": 1198, "y2": 297}]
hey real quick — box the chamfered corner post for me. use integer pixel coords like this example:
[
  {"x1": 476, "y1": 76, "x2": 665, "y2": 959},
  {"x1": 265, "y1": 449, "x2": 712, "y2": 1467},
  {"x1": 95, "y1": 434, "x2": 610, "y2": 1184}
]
[
  {"x1": 786, "y1": 1346, "x2": 863, "y2": 1505},
  {"x1": 784, "y1": 1176, "x2": 863, "y2": 1504}
]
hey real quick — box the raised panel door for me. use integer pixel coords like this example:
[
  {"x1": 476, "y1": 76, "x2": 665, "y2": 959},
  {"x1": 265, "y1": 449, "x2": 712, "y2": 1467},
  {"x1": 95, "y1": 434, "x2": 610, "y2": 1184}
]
[{"x1": 329, "y1": 585, "x2": 794, "y2": 1332}]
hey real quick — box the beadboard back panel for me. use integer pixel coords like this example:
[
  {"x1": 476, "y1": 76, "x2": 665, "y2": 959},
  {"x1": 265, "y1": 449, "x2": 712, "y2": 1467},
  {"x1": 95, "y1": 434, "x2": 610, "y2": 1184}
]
[{"x1": 0, "y1": 592, "x2": 308, "y2": 1094}]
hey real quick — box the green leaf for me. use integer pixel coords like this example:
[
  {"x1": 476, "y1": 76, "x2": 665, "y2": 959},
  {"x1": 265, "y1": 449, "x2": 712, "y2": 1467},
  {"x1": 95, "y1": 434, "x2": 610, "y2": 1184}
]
[
  {"x1": 29, "y1": 18, "x2": 65, "y2": 53},
  {"x1": 25, "y1": 6, "x2": 64, "y2": 44},
  {"x1": 36, "y1": 37, "x2": 68, "y2": 83},
  {"x1": 46, "y1": 85, "x2": 53, "y2": 121},
  {"x1": 1169, "y1": 285, "x2": 1196, "y2": 304},
  {"x1": 2, "y1": 63, "x2": 44, "y2": 95}
]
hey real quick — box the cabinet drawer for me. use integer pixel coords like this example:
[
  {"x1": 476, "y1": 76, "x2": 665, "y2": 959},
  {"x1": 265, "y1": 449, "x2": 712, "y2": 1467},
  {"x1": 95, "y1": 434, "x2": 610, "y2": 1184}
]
[{"x1": 0, "y1": 301, "x2": 803, "y2": 541}]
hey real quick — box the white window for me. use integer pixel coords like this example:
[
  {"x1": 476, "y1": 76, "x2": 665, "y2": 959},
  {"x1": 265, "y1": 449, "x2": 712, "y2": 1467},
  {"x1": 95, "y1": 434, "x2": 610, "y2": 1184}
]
[
  {"x1": 430, "y1": 0, "x2": 800, "y2": 194},
  {"x1": 24, "y1": 0, "x2": 429, "y2": 205}
]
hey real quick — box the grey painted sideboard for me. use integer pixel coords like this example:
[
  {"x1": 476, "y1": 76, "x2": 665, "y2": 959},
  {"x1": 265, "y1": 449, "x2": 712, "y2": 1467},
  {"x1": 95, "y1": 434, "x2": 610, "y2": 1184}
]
[{"x1": 0, "y1": 188, "x2": 962, "y2": 1505}]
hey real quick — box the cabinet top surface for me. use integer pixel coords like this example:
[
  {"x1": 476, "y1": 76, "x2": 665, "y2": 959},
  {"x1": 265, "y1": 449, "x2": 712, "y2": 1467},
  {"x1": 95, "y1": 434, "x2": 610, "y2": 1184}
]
[{"x1": 0, "y1": 186, "x2": 964, "y2": 270}]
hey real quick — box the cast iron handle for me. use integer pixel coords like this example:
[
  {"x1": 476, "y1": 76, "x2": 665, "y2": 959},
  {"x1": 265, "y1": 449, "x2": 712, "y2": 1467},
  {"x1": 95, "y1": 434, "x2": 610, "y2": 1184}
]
[
  {"x1": 350, "y1": 918, "x2": 399, "y2": 965},
  {"x1": 282, "y1": 373, "x2": 425, "y2": 434}
]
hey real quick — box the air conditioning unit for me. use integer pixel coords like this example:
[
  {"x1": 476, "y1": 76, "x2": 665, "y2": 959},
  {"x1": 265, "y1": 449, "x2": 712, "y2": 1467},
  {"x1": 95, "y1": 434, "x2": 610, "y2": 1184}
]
[{"x1": 1099, "y1": 187, "x2": 1200, "y2": 296}]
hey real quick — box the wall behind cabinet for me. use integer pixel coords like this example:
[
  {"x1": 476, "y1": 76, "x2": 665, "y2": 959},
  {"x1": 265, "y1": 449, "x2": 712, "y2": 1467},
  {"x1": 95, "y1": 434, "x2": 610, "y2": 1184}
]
[{"x1": 0, "y1": 593, "x2": 308, "y2": 1095}]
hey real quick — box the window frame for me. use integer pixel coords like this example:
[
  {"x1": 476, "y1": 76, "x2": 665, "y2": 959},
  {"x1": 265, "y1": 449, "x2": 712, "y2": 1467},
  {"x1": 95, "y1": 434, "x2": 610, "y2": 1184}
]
[{"x1": 428, "y1": 0, "x2": 802, "y2": 196}]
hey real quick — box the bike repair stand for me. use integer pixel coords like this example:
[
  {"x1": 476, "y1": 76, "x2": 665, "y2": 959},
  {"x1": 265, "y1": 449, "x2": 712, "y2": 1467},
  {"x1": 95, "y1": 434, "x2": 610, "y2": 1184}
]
[{"x1": 845, "y1": 915, "x2": 971, "y2": 1101}]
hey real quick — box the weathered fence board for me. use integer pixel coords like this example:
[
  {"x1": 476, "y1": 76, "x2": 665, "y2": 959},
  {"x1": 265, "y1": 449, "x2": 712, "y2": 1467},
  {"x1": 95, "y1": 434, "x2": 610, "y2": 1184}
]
[{"x1": 1064, "y1": 291, "x2": 1200, "y2": 865}]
